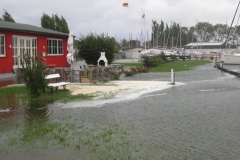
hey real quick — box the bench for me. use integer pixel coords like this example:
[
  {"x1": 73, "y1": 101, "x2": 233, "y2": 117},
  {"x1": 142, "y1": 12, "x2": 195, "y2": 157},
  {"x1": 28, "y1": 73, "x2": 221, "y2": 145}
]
[{"x1": 45, "y1": 73, "x2": 70, "y2": 94}]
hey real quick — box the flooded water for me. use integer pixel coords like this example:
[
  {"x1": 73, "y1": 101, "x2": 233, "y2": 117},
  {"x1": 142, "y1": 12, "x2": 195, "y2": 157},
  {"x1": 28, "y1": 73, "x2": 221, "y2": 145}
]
[{"x1": 1, "y1": 62, "x2": 240, "y2": 159}]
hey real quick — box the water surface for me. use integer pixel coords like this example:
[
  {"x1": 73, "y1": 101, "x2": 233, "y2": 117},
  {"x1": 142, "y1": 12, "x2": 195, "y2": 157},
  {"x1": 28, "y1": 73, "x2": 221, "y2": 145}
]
[{"x1": 1, "y1": 63, "x2": 240, "y2": 159}]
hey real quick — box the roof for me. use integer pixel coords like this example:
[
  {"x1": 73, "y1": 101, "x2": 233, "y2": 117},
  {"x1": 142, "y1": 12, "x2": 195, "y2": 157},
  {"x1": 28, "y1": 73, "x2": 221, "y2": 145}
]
[
  {"x1": 185, "y1": 42, "x2": 224, "y2": 47},
  {"x1": 0, "y1": 21, "x2": 68, "y2": 37}
]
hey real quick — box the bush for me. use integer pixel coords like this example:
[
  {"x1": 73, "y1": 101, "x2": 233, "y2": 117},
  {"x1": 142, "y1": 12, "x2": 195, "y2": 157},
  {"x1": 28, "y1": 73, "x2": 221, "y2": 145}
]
[
  {"x1": 130, "y1": 67, "x2": 138, "y2": 74},
  {"x1": 137, "y1": 66, "x2": 148, "y2": 73},
  {"x1": 160, "y1": 52, "x2": 166, "y2": 62},
  {"x1": 142, "y1": 55, "x2": 160, "y2": 68},
  {"x1": 110, "y1": 71, "x2": 122, "y2": 80},
  {"x1": 21, "y1": 52, "x2": 48, "y2": 97},
  {"x1": 170, "y1": 54, "x2": 177, "y2": 61},
  {"x1": 124, "y1": 70, "x2": 134, "y2": 77}
]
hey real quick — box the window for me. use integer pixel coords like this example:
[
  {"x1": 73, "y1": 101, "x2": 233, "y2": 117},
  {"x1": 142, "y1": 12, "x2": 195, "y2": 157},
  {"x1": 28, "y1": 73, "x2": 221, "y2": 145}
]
[
  {"x1": 12, "y1": 36, "x2": 37, "y2": 68},
  {"x1": 47, "y1": 39, "x2": 63, "y2": 55},
  {"x1": 0, "y1": 34, "x2": 5, "y2": 57}
]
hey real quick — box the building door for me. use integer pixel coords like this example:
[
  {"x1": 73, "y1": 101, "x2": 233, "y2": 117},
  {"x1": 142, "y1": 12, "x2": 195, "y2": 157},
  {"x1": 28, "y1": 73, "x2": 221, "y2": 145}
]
[{"x1": 12, "y1": 36, "x2": 37, "y2": 69}]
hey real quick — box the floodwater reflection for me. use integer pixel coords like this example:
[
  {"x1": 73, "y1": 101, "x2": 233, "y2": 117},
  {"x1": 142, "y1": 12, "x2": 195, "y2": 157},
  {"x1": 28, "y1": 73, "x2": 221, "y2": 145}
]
[
  {"x1": 25, "y1": 98, "x2": 51, "y2": 120},
  {"x1": 0, "y1": 94, "x2": 52, "y2": 126}
]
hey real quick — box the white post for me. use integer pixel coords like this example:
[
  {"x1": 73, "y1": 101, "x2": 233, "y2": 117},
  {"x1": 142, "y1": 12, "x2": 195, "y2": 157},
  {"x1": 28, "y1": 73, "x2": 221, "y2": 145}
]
[{"x1": 171, "y1": 69, "x2": 175, "y2": 84}]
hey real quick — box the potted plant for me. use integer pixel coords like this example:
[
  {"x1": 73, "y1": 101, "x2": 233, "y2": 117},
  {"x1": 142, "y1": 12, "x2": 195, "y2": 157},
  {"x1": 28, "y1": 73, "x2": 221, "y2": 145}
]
[{"x1": 81, "y1": 76, "x2": 91, "y2": 83}]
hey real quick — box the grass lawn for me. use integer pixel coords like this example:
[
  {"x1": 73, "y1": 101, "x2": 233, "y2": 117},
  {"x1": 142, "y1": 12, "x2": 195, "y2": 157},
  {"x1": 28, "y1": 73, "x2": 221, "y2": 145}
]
[
  {"x1": 149, "y1": 60, "x2": 213, "y2": 72},
  {"x1": 112, "y1": 62, "x2": 143, "y2": 67},
  {"x1": 114, "y1": 60, "x2": 213, "y2": 72}
]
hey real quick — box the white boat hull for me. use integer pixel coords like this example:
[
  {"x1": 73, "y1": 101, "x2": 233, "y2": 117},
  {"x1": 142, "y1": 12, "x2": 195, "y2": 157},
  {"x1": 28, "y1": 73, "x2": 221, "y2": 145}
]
[{"x1": 221, "y1": 54, "x2": 240, "y2": 64}]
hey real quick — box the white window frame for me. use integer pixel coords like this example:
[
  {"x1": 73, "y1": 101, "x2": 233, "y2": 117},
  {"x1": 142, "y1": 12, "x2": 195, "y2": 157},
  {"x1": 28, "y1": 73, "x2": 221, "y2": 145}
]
[
  {"x1": 47, "y1": 38, "x2": 63, "y2": 56},
  {"x1": 0, "y1": 34, "x2": 6, "y2": 57}
]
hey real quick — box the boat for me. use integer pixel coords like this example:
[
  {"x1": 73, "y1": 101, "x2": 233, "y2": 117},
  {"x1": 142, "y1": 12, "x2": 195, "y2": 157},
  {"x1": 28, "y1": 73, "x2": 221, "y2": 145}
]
[
  {"x1": 140, "y1": 48, "x2": 174, "y2": 56},
  {"x1": 220, "y1": 1, "x2": 240, "y2": 64},
  {"x1": 220, "y1": 49, "x2": 240, "y2": 64}
]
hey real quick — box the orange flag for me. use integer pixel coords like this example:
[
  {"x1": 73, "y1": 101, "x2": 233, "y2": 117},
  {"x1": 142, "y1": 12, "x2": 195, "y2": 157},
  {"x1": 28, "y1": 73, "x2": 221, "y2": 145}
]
[{"x1": 123, "y1": 3, "x2": 128, "y2": 7}]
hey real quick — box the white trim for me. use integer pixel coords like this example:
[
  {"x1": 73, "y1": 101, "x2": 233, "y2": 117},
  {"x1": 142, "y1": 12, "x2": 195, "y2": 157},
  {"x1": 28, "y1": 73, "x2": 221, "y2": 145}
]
[{"x1": 0, "y1": 34, "x2": 6, "y2": 57}]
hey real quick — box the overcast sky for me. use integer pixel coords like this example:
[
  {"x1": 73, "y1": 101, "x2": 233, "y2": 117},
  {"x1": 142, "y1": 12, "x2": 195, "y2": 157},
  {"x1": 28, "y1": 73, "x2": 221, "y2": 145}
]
[{"x1": 1, "y1": 0, "x2": 240, "y2": 42}]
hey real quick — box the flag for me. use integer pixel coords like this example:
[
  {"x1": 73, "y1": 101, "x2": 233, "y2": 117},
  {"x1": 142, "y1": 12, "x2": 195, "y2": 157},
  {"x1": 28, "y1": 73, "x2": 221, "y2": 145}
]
[
  {"x1": 142, "y1": 14, "x2": 145, "y2": 18},
  {"x1": 123, "y1": 3, "x2": 128, "y2": 7}
]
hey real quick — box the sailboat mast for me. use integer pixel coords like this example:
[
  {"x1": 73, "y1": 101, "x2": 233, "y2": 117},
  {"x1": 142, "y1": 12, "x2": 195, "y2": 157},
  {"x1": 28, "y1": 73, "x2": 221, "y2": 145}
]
[
  {"x1": 143, "y1": 0, "x2": 146, "y2": 51},
  {"x1": 196, "y1": 20, "x2": 198, "y2": 54},
  {"x1": 180, "y1": 23, "x2": 182, "y2": 49},
  {"x1": 222, "y1": 0, "x2": 240, "y2": 51}
]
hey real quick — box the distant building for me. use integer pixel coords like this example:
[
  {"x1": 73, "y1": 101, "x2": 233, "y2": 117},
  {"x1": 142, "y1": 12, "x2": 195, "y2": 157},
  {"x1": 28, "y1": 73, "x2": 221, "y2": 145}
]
[
  {"x1": 185, "y1": 42, "x2": 235, "y2": 55},
  {"x1": 0, "y1": 21, "x2": 69, "y2": 73},
  {"x1": 123, "y1": 47, "x2": 143, "y2": 59}
]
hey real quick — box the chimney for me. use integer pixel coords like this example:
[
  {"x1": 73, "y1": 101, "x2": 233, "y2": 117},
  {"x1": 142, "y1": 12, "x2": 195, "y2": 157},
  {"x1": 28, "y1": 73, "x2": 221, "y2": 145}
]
[{"x1": 97, "y1": 50, "x2": 108, "y2": 66}]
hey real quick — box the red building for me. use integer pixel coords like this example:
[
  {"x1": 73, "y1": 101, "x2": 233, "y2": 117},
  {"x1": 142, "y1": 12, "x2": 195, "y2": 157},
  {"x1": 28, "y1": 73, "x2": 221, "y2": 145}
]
[{"x1": 0, "y1": 21, "x2": 70, "y2": 73}]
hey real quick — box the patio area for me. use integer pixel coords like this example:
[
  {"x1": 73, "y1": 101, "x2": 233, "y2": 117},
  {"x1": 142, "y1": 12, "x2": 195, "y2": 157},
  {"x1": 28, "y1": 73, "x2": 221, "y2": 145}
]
[{"x1": 49, "y1": 64, "x2": 124, "y2": 83}]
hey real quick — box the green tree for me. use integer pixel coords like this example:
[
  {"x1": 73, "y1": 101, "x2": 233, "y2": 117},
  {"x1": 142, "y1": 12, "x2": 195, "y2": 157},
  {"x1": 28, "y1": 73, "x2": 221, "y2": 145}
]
[
  {"x1": 151, "y1": 20, "x2": 165, "y2": 48},
  {"x1": 78, "y1": 33, "x2": 119, "y2": 65},
  {"x1": 40, "y1": 13, "x2": 69, "y2": 33},
  {"x1": 119, "y1": 39, "x2": 129, "y2": 49},
  {"x1": 195, "y1": 22, "x2": 214, "y2": 42},
  {"x1": 181, "y1": 27, "x2": 189, "y2": 46},
  {"x1": 165, "y1": 24, "x2": 170, "y2": 48},
  {"x1": 41, "y1": 13, "x2": 55, "y2": 30},
  {"x1": 188, "y1": 26, "x2": 197, "y2": 43},
  {"x1": 60, "y1": 16, "x2": 69, "y2": 33},
  {"x1": 1, "y1": 9, "x2": 15, "y2": 22},
  {"x1": 171, "y1": 22, "x2": 179, "y2": 48},
  {"x1": 213, "y1": 23, "x2": 228, "y2": 42}
]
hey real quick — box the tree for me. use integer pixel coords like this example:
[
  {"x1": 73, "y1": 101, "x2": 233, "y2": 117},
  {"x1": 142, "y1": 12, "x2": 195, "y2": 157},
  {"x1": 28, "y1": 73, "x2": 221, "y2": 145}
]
[
  {"x1": 188, "y1": 26, "x2": 197, "y2": 43},
  {"x1": 41, "y1": 13, "x2": 55, "y2": 30},
  {"x1": 195, "y1": 22, "x2": 214, "y2": 42},
  {"x1": 119, "y1": 39, "x2": 129, "y2": 49},
  {"x1": 181, "y1": 27, "x2": 189, "y2": 46},
  {"x1": 151, "y1": 20, "x2": 165, "y2": 48},
  {"x1": 1, "y1": 9, "x2": 15, "y2": 22},
  {"x1": 60, "y1": 16, "x2": 69, "y2": 33},
  {"x1": 40, "y1": 13, "x2": 69, "y2": 33},
  {"x1": 214, "y1": 23, "x2": 228, "y2": 42},
  {"x1": 78, "y1": 33, "x2": 119, "y2": 65}
]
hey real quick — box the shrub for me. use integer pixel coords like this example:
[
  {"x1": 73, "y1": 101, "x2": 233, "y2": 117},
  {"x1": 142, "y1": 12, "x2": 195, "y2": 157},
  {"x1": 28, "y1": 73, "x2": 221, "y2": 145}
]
[
  {"x1": 110, "y1": 71, "x2": 122, "y2": 80},
  {"x1": 124, "y1": 70, "x2": 134, "y2": 77},
  {"x1": 160, "y1": 52, "x2": 166, "y2": 62},
  {"x1": 21, "y1": 52, "x2": 48, "y2": 98},
  {"x1": 130, "y1": 67, "x2": 138, "y2": 74},
  {"x1": 170, "y1": 54, "x2": 177, "y2": 61},
  {"x1": 142, "y1": 55, "x2": 160, "y2": 68},
  {"x1": 138, "y1": 67, "x2": 148, "y2": 73}
]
